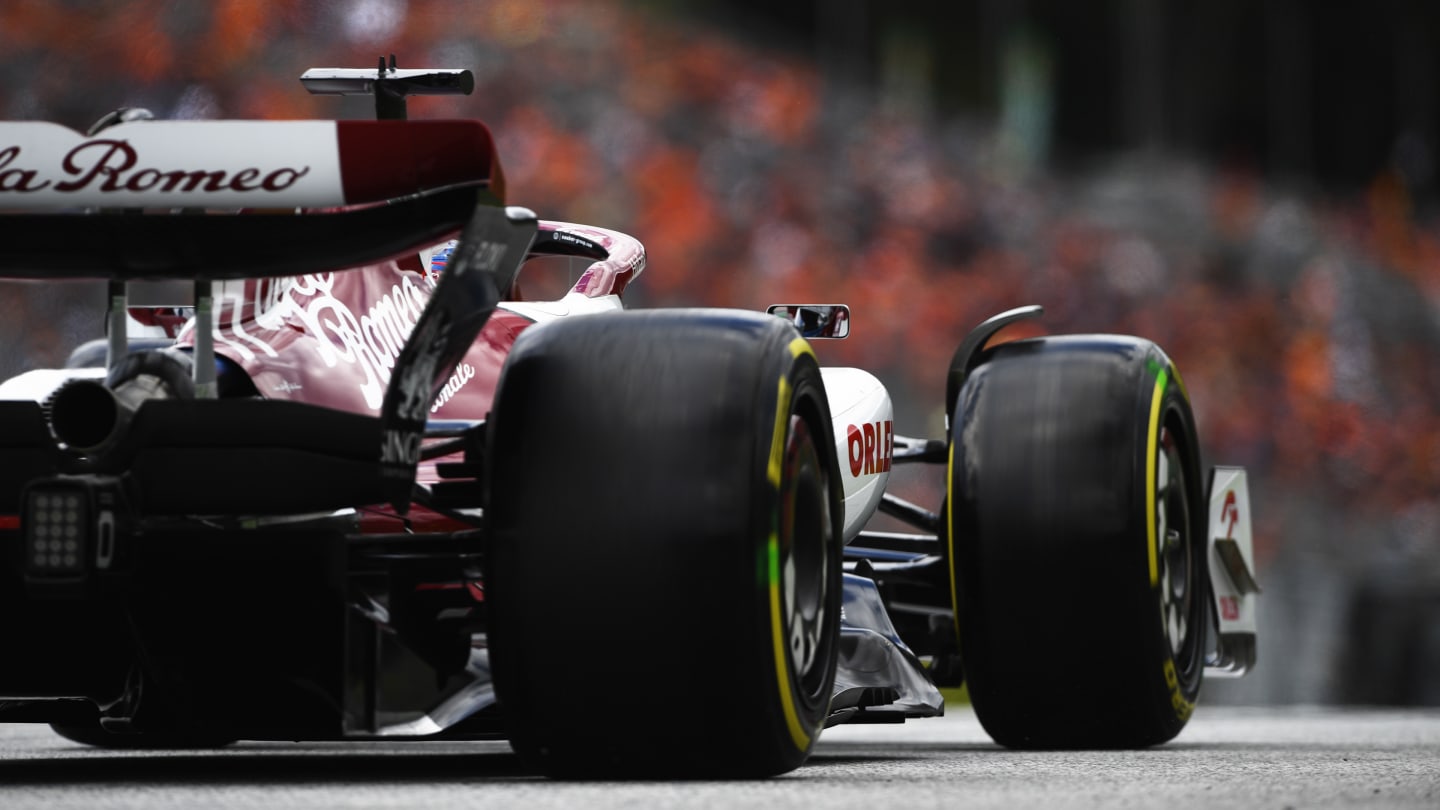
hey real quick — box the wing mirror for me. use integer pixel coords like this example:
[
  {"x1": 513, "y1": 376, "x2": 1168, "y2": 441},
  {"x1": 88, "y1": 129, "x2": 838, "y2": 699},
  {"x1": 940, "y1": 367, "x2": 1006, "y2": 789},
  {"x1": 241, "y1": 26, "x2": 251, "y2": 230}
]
[{"x1": 767, "y1": 304, "x2": 850, "y2": 339}]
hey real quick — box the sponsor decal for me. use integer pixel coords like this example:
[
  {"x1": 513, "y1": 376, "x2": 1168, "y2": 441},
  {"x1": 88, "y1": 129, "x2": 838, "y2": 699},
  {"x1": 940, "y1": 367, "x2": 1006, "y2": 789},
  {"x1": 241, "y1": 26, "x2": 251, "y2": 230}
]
[
  {"x1": 245, "y1": 273, "x2": 431, "y2": 410},
  {"x1": 1221, "y1": 490, "x2": 1240, "y2": 538},
  {"x1": 380, "y1": 312, "x2": 451, "y2": 471},
  {"x1": 0, "y1": 141, "x2": 310, "y2": 195},
  {"x1": 846, "y1": 420, "x2": 893, "y2": 477},
  {"x1": 430, "y1": 362, "x2": 474, "y2": 413},
  {"x1": 392, "y1": 312, "x2": 452, "y2": 424},
  {"x1": 380, "y1": 427, "x2": 422, "y2": 466},
  {"x1": 447, "y1": 239, "x2": 508, "y2": 279},
  {"x1": 0, "y1": 121, "x2": 341, "y2": 207},
  {"x1": 185, "y1": 270, "x2": 438, "y2": 412},
  {"x1": 551, "y1": 229, "x2": 602, "y2": 252},
  {"x1": 1163, "y1": 658, "x2": 1195, "y2": 721},
  {"x1": 428, "y1": 241, "x2": 456, "y2": 282},
  {"x1": 1220, "y1": 596, "x2": 1240, "y2": 621}
]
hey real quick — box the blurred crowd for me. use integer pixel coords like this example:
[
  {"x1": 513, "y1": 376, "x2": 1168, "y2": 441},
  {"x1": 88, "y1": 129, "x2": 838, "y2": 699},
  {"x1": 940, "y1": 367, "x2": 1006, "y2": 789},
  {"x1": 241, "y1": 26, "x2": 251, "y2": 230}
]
[{"x1": 1, "y1": 0, "x2": 1437, "y2": 700}]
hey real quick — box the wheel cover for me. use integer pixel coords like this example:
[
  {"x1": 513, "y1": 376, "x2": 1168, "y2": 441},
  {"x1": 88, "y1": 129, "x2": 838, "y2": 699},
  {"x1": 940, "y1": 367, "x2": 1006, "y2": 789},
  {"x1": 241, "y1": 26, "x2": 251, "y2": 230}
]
[
  {"x1": 1155, "y1": 425, "x2": 1196, "y2": 663},
  {"x1": 780, "y1": 414, "x2": 834, "y2": 702}
]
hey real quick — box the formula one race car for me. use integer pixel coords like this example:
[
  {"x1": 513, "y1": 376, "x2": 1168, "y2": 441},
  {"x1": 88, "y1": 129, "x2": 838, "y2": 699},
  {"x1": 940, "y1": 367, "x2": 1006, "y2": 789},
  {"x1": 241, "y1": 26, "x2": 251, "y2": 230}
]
[{"x1": 0, "y1": 63, "x2": 1259, "y2": 777}]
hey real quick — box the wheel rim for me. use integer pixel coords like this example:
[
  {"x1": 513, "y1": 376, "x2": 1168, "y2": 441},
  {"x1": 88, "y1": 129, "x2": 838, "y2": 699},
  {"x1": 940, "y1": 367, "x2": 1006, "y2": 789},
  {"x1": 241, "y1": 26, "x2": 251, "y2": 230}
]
[
  {"x1": 780, "y1": 413, "x2": 834, "y2": 702},
  {"x1": 1155, "y1": 425, "x2": 1195, "y2": 662}
]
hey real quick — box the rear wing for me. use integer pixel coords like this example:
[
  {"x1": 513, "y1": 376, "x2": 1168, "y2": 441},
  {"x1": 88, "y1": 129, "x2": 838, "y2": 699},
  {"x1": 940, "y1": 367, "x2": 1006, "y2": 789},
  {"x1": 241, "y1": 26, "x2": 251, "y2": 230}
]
[
  {"x1": 0, "y1": 77, "x2": 536, "y2": 512},
  {"x1": 0, "y1": 117, "x2": 503, "y2": 247},
  {"x1": 0, "y1": 112, "x2": 511, "y2": 380}
]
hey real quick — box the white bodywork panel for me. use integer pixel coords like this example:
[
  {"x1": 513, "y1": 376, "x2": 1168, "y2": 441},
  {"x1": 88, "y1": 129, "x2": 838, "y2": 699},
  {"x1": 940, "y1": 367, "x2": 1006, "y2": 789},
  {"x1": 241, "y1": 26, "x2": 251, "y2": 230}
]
[
  {"x1": 1208, "y1": 466, "x2": 1257, "y2": 634},
  {"x1": 0, "y1": 367, "x2": 104, "y2": 402},
  {"x1": 498, "y1": 291, "x2": 624, "y2": 323},
  {"x1": 819, "y1": 367, "x2": 893, "y2": 542},
  {"x1": 1206, "y1": 466, "x2": 1259, "y2": 676}
]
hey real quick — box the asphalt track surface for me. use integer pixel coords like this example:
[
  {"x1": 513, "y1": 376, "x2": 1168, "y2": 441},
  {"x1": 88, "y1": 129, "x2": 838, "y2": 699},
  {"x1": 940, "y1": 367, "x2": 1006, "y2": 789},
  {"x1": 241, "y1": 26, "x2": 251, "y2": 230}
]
[{"x1": 1, "y1": 706, "x2": 1437, "y2": 809}]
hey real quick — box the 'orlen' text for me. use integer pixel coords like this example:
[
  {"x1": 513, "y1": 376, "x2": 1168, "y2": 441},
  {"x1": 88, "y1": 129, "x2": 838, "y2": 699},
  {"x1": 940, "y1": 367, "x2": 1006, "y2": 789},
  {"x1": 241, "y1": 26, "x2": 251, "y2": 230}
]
[{"x1": 847, "y1": 420, "x2": 893, "y2": 477}]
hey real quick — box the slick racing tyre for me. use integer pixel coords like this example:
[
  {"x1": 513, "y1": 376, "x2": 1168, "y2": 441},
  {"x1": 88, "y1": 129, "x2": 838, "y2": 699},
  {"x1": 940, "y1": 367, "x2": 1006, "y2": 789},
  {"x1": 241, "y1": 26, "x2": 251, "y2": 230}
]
[
  {"x1": 948, "y1": 336, "x2": 1208, "y2": 748},
  {"x1": 486, "y1": 309, "x2": 843, "y2": 778}
]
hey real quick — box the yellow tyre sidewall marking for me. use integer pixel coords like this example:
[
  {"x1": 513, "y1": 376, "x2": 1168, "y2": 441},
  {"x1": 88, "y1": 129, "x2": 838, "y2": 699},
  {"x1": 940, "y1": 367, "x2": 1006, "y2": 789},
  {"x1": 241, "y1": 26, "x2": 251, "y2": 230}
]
[
  {"x1": 1145, "y1": 367, "x2": 1168, "y2": 588},
  {"x1": 768, "y1": 335, "x2": 817, "y2": 752},
  {"x1": 767, "y1": 339, "x2": 814, "y2": 487},
  {"x1": 1146, "y1": 365, "x2": 1195, "y2": 721}
]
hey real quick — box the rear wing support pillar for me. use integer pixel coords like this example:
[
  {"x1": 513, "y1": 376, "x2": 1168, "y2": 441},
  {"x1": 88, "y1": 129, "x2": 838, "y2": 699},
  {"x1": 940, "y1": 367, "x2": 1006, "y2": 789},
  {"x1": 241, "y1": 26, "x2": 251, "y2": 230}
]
[
  {"x1": 300, "y1": 57, "x2": 475, "y2": 121},
  {"x1": 105, "y1": 280, "x2": 127, "y2": 371},
  {"x1": 192, "y1": 280, "x2": 216, "y2": 399},
  {"x1": 104, "y1": 278, "x2": 216, "y2": 398}
]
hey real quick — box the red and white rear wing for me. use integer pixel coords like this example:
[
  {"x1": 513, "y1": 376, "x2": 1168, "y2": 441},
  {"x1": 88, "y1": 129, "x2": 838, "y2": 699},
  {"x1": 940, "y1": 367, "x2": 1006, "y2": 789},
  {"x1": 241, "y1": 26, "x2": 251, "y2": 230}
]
[
  {"x1": 0, "y1": 118, "x2": 502, "y2": 210},
  {"x1": 0, "y1": 119, "x2": 505, "y2": 282},
  {"x1": 0, "y1": 115, "x2": 511, "y2": 407}
]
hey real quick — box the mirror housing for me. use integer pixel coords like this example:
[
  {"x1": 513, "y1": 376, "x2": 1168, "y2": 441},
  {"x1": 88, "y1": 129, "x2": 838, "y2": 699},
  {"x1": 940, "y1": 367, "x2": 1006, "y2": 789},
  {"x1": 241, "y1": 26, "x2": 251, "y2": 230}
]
[{"x1": 767, "y1": 304, "x2": 850, "y2": 339}]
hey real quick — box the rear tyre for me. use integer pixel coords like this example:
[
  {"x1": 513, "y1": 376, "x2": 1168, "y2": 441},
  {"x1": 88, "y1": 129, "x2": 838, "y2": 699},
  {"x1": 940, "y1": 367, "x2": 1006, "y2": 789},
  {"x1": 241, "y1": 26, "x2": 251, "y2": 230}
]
[
  {"x1": 486, "y1": 310, "x2": 843, "y2": 777},
  {"x1": 948, "y1": 336, "x2": 1207, "y2": 748}
]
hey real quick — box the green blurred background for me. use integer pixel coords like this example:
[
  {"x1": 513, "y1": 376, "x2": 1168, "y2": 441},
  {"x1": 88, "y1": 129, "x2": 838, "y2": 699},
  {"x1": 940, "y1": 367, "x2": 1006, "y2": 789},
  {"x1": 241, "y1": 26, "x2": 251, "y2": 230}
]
[{"x1": 0, "y1": 0, "x2": 1436, "y2": 705}]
